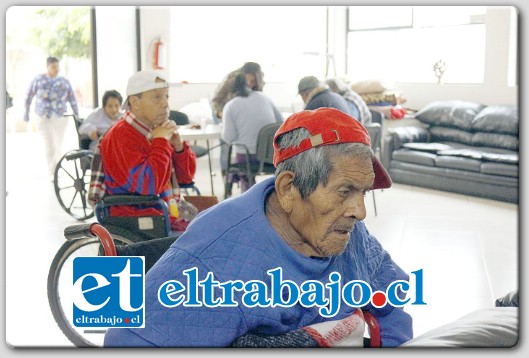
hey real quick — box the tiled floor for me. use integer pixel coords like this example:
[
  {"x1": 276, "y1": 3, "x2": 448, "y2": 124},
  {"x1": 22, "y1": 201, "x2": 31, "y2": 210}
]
[{"x1": 4, "y1": 126, "x2": 519, "y2": 348}]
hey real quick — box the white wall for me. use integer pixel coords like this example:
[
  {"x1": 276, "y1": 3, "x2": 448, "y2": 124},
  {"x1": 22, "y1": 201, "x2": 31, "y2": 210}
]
[
  {"x1": 136, "y1": 6, "x2": 517, "y2": 112},
  {"x1": 95, "y1": 6, "x2": 138, "y2": 104}
]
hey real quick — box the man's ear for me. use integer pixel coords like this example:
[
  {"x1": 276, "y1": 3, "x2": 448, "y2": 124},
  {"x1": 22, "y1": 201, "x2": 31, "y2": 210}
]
[
  {"x1": 128, "y1": 95, "x2": 140, "y2": 112},
  {"x1": 275, "y1": 171, "x2": 297, "y2": 214}
]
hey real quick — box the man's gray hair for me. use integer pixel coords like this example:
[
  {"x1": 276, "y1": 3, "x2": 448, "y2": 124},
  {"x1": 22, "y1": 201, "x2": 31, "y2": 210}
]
[{"x1": 275, "y1": 127, "x2": 373, "y2": 199}]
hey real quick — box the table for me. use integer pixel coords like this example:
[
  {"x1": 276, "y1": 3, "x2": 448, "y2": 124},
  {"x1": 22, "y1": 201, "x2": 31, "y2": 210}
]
[{"x1": 178, "y1": 124, "x2": 221, "y2": 195}]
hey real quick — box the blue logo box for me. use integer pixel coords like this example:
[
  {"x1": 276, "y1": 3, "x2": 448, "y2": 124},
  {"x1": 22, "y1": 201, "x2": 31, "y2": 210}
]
[{"x1": 73, "y1": 256, "x2": 145, "y2": 328}]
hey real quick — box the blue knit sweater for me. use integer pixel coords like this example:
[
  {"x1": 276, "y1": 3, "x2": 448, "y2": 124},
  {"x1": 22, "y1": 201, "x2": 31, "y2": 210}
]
[{"x1": 104, "y1": 177, "x2": 413, "y2": 347}]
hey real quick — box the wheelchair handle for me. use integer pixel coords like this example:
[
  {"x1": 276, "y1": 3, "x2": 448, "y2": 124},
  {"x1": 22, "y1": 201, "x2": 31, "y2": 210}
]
[
  {"x1": 63, "y1": 223, "x2": 117, "y2": 256},
  {"x1": 64, "y1": 224, "x2": 95, "y2": 240}
]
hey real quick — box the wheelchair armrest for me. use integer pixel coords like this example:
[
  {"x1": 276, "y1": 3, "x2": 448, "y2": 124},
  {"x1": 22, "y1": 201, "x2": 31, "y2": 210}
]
[
  {"x1": 95, "y1": 195, "x2": 170, "y2": 228},
  {"x1": 100, "y1": 194, "x2": 163, "y2": 206},
  {"x1": 363, "y1": 311, "x2": 381, "y2": 348},
  {"x1": 64, "y1": 149, "x2": 93, "y2": 161}
]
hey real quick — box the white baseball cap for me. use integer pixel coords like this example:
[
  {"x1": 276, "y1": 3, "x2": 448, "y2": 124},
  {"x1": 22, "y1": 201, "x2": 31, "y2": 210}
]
[{"x1": 122, "y1": 70, "x2": 169, "y2": 110}]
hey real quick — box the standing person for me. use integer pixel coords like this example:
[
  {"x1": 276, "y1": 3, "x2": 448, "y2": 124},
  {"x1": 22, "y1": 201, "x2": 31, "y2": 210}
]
[
  {"x1": 78, "y1": 90, "x2": 123, "y2": 150},
  {"x1": 211, "y1": 62, "x2": 265, "y2": 176},
  {"x1": 325, "y1": 77, "x2": 372, "y2": 125},
  {"x1": 297, "y1": 75, "x2": 351, "y2": 115},
  {"x1": 90, "y1": 70, "x2": 197, "y2": 232},
  {"x1": 24, "y1": 56, "x2": 79, "y2": 180},
  {"x1": 221, "y1": 72, "x2": 283, "y2": 194},
  {"x1": 104, "y1": 108, "x2": 413, "y2": 348}
]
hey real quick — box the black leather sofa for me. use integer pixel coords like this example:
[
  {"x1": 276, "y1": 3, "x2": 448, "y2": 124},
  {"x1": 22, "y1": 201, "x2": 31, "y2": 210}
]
[{"x1": 381, "y1": 101, "x2": 518, "y2": 203}]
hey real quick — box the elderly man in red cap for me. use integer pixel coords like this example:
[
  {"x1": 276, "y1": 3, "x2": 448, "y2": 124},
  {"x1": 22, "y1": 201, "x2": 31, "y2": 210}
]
[{"x1": 105, "y1": 108, "x2": 413, "y2": 348}]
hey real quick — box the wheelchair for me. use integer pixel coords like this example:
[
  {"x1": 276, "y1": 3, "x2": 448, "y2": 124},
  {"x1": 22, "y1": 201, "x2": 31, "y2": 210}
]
[
  {"x1": 53, "y1": 114, "x2": 201, "y2": 221},
  {"x1": 48, "y1": 222, "x2": 382, "y2": 348},
  {"x1": 47, "y1": 192, "x2": 219, "y2": 347},
  {"x1": 48, "y1": 195, "x2": 381, "y2": 348},
  {"x1": 53, "y1": 114, "x2": 95, "y2": 220}
]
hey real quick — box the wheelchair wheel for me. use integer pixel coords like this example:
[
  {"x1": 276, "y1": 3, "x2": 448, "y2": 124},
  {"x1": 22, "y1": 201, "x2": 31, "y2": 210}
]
[
  {"x1": 47, "y1": 232, "x2": 137, "y2": 347},
  {"x1": 54, "y1": 149, "x2": 94, "y2": 221}
]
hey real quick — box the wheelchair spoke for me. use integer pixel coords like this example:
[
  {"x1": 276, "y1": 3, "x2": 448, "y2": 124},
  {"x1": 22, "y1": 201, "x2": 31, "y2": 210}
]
[
  {"x1": 66, "y1": 188, "x2": 80, "y2": 212},
  {"x1": 58, "y1": 165, "x2": 76, "y2": 182},
  {"x1": 57, "y1": 183, "x2": 76, "y2": 191}
]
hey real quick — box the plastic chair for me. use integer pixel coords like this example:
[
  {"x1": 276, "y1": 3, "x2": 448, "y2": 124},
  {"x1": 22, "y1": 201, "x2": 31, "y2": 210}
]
[
  {"x1": 169, "y1": 110, "x2": 209, "y2": 158},
  {"x1": 369, "y1": 109, "x2": 384, "y2": 125},
  {"x1": 224, "y1": 122, "x2": 281, "y2": 198}
]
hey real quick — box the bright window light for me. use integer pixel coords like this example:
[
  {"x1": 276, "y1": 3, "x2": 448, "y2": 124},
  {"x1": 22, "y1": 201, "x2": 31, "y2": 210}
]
[
  {"x1": 347, "y1": 6, "x2": 486, "y2": 84},
  {"x1": 169, "y1": 6, "x2": 327, "y2": 84}
]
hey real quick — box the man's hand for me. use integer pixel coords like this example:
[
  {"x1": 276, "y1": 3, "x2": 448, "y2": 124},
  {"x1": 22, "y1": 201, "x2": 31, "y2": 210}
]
[
  {"x1": 89, "y1": 131, "x2": 99, "y2": 141},
  {"x1": 169, "y1": 131, "x2": 184, "y2": 152},
  {"x1": 152, "y1": 119, "x2": 177, "y2": 141}
]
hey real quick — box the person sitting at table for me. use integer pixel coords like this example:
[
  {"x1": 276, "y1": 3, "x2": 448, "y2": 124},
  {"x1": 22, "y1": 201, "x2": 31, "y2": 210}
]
[
  {"x1": 297, "y1": 75, "x2": 351, "y2": 115},
  {"x1": 78, "y1": 89, "x2": 123, "y2": 150},
  {"x1": 211, "y1": 62, "x2": 266, "y2": 177},
  {"x1": 221, "y1": 72, "x2": 283, "y2": 195},
  {"x1": 324, "y1": 78, "x2": 372, "y2": 125},
  {"x1": 88, "y1": 70, "x2": 197, "y2": 232}
]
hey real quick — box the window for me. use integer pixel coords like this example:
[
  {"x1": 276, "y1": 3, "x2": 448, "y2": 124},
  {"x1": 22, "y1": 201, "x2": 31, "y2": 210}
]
[
  {"x1": 346, "y1": 6, "x2": 486, "y2": 84},
  {"x1": 508, "y1": 7, "x2": 518, "y2": 87},
  {"x1": 169, "y1": 6, "x2": 327, "y2": 84},
  {"x1": 6, "y1": 6, "x2": 94, "y2": 113}
]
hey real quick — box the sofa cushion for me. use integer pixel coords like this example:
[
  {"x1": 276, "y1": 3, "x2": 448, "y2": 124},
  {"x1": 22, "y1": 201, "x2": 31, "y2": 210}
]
[
  {"x1": 435, "y1": 156, "x2": 482, "y2": 172},
  {"x1": 390, "y1": 161, "x2": 518, "y2": 187},
  {"x1": 481, "y1": 162, "x2": 518, "y2": 178},
  {"x1": 415, "y1": 100, "x2": 486, "y2": 130},
  {"x1": 401, "y1": 142, "x2": 453, "y2": 153},
  {"x1": 430, "y1": 126, "x2": 474, "y2": 145},
  {"x1": 438, "y1": 148, "x2": 483, "y2": 160},
  {"x1": 481, "y1": 152, "x2": 518, "y2": 164},
  {"x1": 471, "y1": 132, "x2": 518, "y2": 151},
  {"x1": 472, "y1": 105, "x2": 518, "y2": 135},
  {"x1": 437, "y1": 148, "x2": 518, "y2": 165},
  {"x1": 392, "y1": 149, "x2": 437, "y2": 166}
]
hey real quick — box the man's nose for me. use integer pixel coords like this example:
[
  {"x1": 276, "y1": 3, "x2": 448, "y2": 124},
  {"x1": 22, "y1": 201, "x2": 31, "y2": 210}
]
[{"x1": 343, "y1": 193, "x2": 367, "y2": 221}]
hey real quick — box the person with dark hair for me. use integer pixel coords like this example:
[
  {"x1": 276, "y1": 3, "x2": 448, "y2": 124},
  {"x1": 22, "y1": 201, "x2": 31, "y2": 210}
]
[
  {"x1": 24, "y1": 56, "x2": 79, "y2": 180},
  {"x1": 297, "y1": 75, "x2": 351, "y2": 115},
  {"x1": 325, "y1": 78, "x2": 372, "y2": 125},
  {"x1": 211, "y1": 62, "x2": 265, "y2": 120},
  {"x1": 221, "y1": 72, "x2": 283, "y2": 194},
  {"x1": 211, "y1": 62, "x2": 267, "y2": 177},
  {"x1": 104, "y1": 108, "x2": 412, "y2": 348},
  {"x1": 78, "y1": 90, "x2": 123, "y2": 150}
]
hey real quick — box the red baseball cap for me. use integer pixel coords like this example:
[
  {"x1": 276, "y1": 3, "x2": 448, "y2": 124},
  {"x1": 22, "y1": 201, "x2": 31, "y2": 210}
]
[{"x1": 273, "y1": 108, "x2": 392, "y2": 190}]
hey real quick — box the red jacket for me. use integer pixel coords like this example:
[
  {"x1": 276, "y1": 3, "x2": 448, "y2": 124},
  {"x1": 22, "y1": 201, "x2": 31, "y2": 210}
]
[{"x1": 100, "y1": 113, "x2": 196, "y2": 219}]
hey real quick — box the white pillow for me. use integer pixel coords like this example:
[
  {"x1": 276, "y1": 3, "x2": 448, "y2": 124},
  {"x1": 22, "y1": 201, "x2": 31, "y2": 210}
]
[
  {"x1": 350, "y1": 80, "x2": 387, "y2": 94},
  {"x1": 402, "y1": 308, "x2": 518, "y2": 348}
]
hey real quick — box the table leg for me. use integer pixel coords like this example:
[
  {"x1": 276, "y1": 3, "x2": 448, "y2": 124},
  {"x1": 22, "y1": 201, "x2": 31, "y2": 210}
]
[{"x1": 206, "y1": 140, "x2": 214, "y2": 195}]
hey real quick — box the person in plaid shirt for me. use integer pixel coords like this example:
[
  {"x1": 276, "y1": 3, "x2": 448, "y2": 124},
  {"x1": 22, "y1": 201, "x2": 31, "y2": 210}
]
[
  {"x1": 24, "y1": 56, "x2": 79, "y2": 180},
  {"x1": 88, "y1": 70, "x2": 196, "y2": 232}
]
